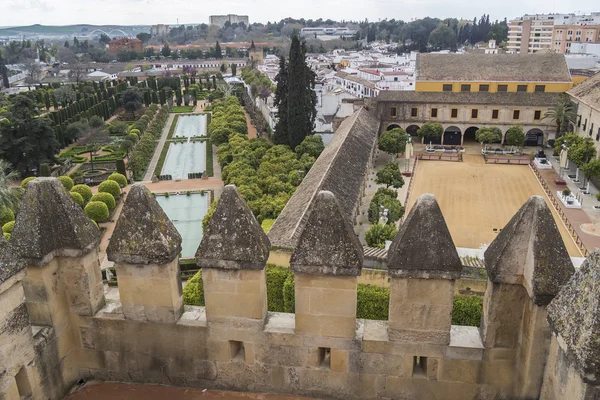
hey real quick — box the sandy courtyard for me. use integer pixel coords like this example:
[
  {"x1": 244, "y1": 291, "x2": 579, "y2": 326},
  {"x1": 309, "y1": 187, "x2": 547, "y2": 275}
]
[{"x1": 408, "y1": 154, "x2": 581, "y2": 257}]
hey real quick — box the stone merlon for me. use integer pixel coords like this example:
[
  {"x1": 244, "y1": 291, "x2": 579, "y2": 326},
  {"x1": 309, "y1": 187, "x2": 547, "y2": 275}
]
[
  {"x1": 547, "y1": 251, "x2": 600, "y2": 385},
  {"x1": 107, "y1": 183, "x2": 181, "y2": 265},
  {"x1": 11, "y1": 178, "x2": 100, "y2": 265},
  {"x1": 290, "y1": 190, "x2": 363, "y2": 276},
  {"x1": 196, "y1": 185, "x2": 270, "y2": 270},
  {"x1": 484, "y1": 196, "x2": 574, "y2": 306},
  {"x1": 387, "y1": 193, "x2": 462, "y2": 279},
  {"x1": 0, "y1": 235, "x2": 25, "y2": 284}
]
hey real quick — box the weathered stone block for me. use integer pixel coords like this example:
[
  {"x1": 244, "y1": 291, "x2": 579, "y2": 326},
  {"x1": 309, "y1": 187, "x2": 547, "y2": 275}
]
[
  {"x1": 331, "y1": 349, "x2": 349, "y2": 372},
  {"x1": 438, "y1": 358, "x2": 481, "y2": 383}
]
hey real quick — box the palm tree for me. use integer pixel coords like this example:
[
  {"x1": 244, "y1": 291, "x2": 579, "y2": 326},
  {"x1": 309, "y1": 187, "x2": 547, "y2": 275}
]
[
  {"x1": 0, "y1": 159, "x2": 20, "y2": 211},
  {"x1": 543, "y1": 100, "x2": 577, "y2": 138}
]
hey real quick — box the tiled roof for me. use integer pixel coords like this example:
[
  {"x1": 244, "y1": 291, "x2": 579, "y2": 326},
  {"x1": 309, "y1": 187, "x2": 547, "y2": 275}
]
[
  {"x1": 267, "y1": 108, "x2": 379, "y2": 249},
  {"x1": 568, "y1": 71, "x2": 600, "y2": 109},
  {"x1": 335, "y1": 71, "x2": 376, "y2": 89},
  {"x1": 416, "y1": 53, "x2": 572, "y2": 82}
]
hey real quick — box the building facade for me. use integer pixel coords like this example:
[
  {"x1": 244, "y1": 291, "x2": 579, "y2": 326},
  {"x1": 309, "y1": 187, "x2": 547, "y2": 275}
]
[
  {"x1": 209, "y1": 14, "x2": 249, "y2": 27},
  {"x1": 568, "y1": 72, "x2": 600, "y2": 152},
  {"x1": 107, "y1": 38, "x2": 143, "y2": 54},
  {"x1": 151, "y1": 24, "x2": 170, "y2": 37},
  {"x1": 508, "y1": 12, "x2": 600, "y2": 53},
  {"x1": 552, "y1": 25, "x2": 600, "y2": 53}
]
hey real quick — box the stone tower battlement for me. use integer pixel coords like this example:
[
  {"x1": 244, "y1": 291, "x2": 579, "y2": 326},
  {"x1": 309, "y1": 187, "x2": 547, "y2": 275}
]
[{"x1": 1, "y1": 179, "x2": 599, "y2": 399}]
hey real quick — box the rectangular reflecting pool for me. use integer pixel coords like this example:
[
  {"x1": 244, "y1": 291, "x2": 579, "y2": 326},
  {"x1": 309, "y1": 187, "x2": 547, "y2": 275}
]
[
  {"x1": 173, "y1": 114, "x2": 207, "y2": 138},
  {"x1": 161, "y1": 141, "x2": 206, "y2": 180},
  {"x1": 155, "y1": 192, "x2": 209, "y2": 258}
]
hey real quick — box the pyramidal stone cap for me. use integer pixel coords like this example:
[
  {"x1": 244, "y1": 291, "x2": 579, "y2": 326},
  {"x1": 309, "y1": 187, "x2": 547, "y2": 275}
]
[
  {"x1": 107, "y1": 183, "x2": 182, "y2": 265},
  {"x1": 196, "y1": 185, "x2": 270, "y2": 270},
  {"x1": 0, "y1": 235, "x2": 26, "y2": 285},
  {"x1": 484, "y1": 196, "x2": 574, "y2": 306},
  {"x1": 547, "y1": 251, "x2": 600, "y2": 384},
  {"x1": 290, "y1": 191, "x2": 363, "y2": 276},
  {"x1": 387, "y1": 193, "x2": 461, "y2": 279},
  {"x1": 11, "y1": 178, "x2": 100, "y2": 265}
]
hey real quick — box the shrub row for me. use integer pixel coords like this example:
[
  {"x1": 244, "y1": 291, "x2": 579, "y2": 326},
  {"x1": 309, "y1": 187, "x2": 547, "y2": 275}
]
[
  {"x1": 128, "y1": 106, "x2": 170, "y2": 180},
  {"x1": 181, "y1": 265, "x2": 483, "y2": 325}
]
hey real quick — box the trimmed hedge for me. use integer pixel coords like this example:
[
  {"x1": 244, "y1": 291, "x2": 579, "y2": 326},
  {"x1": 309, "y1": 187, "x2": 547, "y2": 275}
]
[
  {"x1": 452, "y1": 295, "x2": 483, "y2": 327},
  {"x1": 107, "y1": 173, "x2": 127, "y2": 188},
  {"x1": 0, "y1": 207, "x2": 15, "y2": 227},
  {"x1": 2, "y1": 221, "x2": 15, "y2": 234},
  {"x1": 84, "y1": 201, "x2": 109, "y2": 222},
  {"x1": 58, "y1": 175, "x2": 74, "y2": 190},
  {"x1": 3, "y1": 232, "x2": 10, "y2": 241},
  {"x1": 183, "y1": 270, "x2": 204, "y2": 306},
  {"x1": 90, "y1": 192, "x2": 116, "y2": 210},
  {"x1": 21, "y1": 177, "x2": 36, "y2": 188},
  {"x1": 71, "y1": 184, "x2": 93, "y2": 202},
  {"x1": 98, "y1": 180, "x2": 121, "y2": 198},
  {"x1": 70, "y1": 192, "x2": 85, "y2": 207},
  {"x1": 182, "y1": 265, "x2": 483, "y2": 326}
]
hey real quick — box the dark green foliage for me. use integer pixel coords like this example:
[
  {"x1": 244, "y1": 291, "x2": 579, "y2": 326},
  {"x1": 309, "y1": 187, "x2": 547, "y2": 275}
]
[
  {"x1": 378, "y1": 128, "x2": 409, "y2": 155},
  {"x1": 295, "y1": 135, "x2": 324, "y2": 158},
  {"x1": 475, "y1": 127, "x2": 502, "y2": 144},
  {"x1": 0, "y1": 207, "x2": 15, "y2": 226},
  {"x1": 504, "y1": 125, "x2": 525, "y2": 147},
  {"x1": 183, "y1": 270, "x2": 205, "y2": 306},
  {"x1": 375, "y1": 162, "x2": 405, "y2": 189},
  {"x1": 357, "y1": 285, "x2": 390, "y2": 320},
  {"x1": 365, "y1": 224, "x2": 398, "y2": 248},
  {"x1": 452, "y1": 295, "x2": 483, "y2": 327},
  {"x1": 273, "y1": 56, "x2": 289, "y2": 145},
  {"x1": 84, "y1": 201, "x2": 109, "y2": 222},
  {"x1": 39, "y1": 163, "x2": 51, "y2": 177},
  {"x1": 417, "y1": 122, "x2": 443, "y2": 140},
  {"x1": 368, "y1": 188, "x2": 404, "y2": 224},
  {"x1": 266, "y1": 265, "x2": 289, "y2": 312},
  {"x1": 283, "y1": 272, "x2": 295, "y2": 313},
  {"x1": 121, "y1": 88, "x2": 143, "y2": 119}
]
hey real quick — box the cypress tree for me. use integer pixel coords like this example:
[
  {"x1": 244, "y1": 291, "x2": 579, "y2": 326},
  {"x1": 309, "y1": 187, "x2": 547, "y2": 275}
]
[
  {"x1": 286, "y1": 34, "x2": 317, "y2": 148},
  {"x1": 215, "y1": 41, "x2": 222, "y2": 59},
  {"x1": 273, "y1": 56, "x2": 289, "y2": 145}
]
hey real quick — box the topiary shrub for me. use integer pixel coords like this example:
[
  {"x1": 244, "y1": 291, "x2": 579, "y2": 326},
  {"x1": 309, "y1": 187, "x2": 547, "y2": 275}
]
[
  {"x1": 266, "y1": 265, "x2": 290, "y2": 312},
  {"x1": 58, "y1": 175, "x2": 74, "y2": 190},
  {"x1": 357, "y1": 284, "x2": 390, "y2": 320},
  {"x1": 452, "y1": 295, "x2": 483, "y2": 327},
  {"x1": 0, "y1": 207, "x2": 15, "y2": 227},
  {"x1": 2, "y1": 221, "x2": 15, "y2": 234},
  {"x1": 90, "y1": 192, "x2": 116, "y2": 210},
  {"x1": 21, "y1": 176, "x2": 36, "y2": 188},
  {"x1": 3, "y1": 232, "x2": 10, "y2": 241},
  {"x1": 107, "y1": 173, "x2": 127, "y2": 188},
  {"x1": 283, "y1": 273, "x2": 295, "y2": 313},
  {"x1": 182, "y1": 270, "x2": 204, "y2": 306},
  {"x1": 70, "y1": 191, "x2": 84, "y2": 207},
  {"x1": 84, "y1": 201, "x2": 109, "y2": 222},
  {"x1": 98, "y1": 180, "x2": 121, "y2": 198},
  {"x1": 71, "y1": 184, "x2": 93, "y2": 202}
]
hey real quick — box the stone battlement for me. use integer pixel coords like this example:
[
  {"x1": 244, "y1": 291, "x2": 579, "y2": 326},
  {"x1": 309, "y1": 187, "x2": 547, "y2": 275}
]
[{"x1": 1, "y1": 179, "x2": 599, "y2": 399}]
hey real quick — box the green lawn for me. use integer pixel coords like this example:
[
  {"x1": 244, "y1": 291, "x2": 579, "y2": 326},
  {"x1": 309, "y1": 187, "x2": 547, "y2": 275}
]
[
  {"x1": 170, "y1": 106, "x2": 195, "y2": 113},
  {"x1": 261, "y1": 219, "x2": 275, "y2": 233}
]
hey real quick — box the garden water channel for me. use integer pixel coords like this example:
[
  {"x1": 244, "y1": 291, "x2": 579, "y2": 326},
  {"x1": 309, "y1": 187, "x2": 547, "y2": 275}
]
[
  {"x1": 161, "y1": 114, "x2": 208, "y2": 180},
  {"x1": 156, "y1": 192, "x2": 210, "y2": 258}
]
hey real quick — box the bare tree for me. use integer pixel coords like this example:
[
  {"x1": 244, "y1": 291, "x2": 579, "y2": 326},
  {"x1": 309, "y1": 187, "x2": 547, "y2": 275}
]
[{"x1": 23, "y1": 60, "x2": 42, "y2": 84}]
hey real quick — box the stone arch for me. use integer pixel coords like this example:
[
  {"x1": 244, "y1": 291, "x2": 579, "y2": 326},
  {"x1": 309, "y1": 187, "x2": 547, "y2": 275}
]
[
  {"x1": 386, "y1": 123, "x2": 401, "y2": 131},
  {"x1": 525, "y1": 128, "x2": 544, "y2": 147},
  {"x1": 406, "y1": 124, "x2": 420, "y2": 137},
  {"x1": 443, "y1": 126, "x2": 462, "y2": 146},
  {"x1": 463, "y1": 126, "x2": 480, "y2": 143}
]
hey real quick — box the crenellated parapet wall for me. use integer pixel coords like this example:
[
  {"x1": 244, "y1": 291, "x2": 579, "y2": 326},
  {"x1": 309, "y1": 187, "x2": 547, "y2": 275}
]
[{"x1": 0, "y1": 180, "x2": 598, "y2": 399}]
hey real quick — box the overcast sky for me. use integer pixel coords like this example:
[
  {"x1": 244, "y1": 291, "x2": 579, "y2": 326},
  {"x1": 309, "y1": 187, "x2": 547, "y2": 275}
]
[{"x1": 2, "y1": 0, "x2": 598, "y2": 27}]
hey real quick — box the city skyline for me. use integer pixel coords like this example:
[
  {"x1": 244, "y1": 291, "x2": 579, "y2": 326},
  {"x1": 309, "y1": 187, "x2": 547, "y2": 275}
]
[{"x1": 2, "y1": 0, "x2": 599, "y2": 27}]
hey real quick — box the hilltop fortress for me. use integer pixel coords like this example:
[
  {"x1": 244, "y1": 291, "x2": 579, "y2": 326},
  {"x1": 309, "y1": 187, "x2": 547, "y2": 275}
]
[{"x1": 1, "y1": 174, "x2": 599, "y2": 399}]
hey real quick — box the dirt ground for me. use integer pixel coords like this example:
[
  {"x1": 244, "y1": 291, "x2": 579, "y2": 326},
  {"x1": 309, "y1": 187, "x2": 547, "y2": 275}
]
[
  {"x1": 408, "y1": 154, "x2": 582, "y2": 257},
  {"x1": 66, "y1": 381, "x2": 314, "y2": 400}
]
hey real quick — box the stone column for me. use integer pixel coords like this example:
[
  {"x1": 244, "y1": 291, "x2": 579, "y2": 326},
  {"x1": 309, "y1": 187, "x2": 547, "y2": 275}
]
[
  {"x1": 0, "y1": 238, "x2": 34, "y2": 400},
  {"x1": 107, "y1": 183, "x2": 183, "y2": 324},
  {"x1": 290, "y1": 191, "x2": 363, "y2": 339},
  {"x1": 482, "y1": 196, "x2": 574, "y2": 398},
  {"x1": 542, "y1": 251, "x2": 600, "y2": 399},
  {"x1": 386, "y1": 194, "x2": 462, "y2": 345},
  {"x1": 196, "y1": 185, "x2": 270, "y2": 326}
]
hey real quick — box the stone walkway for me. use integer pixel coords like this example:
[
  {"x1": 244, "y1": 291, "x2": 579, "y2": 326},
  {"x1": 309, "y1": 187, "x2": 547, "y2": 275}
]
[{"x1": 143, "y1": 114, "x2": 175, "y2": 181}]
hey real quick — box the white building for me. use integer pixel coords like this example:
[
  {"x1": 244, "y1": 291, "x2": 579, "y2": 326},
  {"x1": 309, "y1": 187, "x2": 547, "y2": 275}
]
[
  {"x1": 300, "y1": 27, "x2": 358, "y2": 38},
  {"x1": 569, "y1": 72, "x2": 600, "y2": 152},
  {"x1": 209, "y1": 15, "x2": 249, "y2": 27}
]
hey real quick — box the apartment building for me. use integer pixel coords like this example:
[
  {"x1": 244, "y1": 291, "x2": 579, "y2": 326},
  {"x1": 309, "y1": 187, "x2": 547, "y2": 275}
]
[
  {"x1": 552, "y1": 25, "x2": 600, "y2": 53},
  {"x1": 508, "y1": 12, "x2": 600, "y2": 54}
]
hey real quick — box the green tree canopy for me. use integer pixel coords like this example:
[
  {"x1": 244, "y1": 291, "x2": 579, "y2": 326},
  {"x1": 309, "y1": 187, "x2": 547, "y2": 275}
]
[
  {"x1": 378, "y1": 128, "x2": 409, "y2": 156},
  {"x1": 504, "y1": 126, "x2": 525, "y2": 147},
  {"x1": 569, "y1": 137, "x2": 596, "y2": 168},
  {"x1": 475, "y1": 127, "x2": 502, "y2": 144},
  {"x1": 428, "y1": 23, "x2": 457, "y2": 50},
  {"x1": 581, "y1": 158, "x2": 600, "y2": 182},
  {"x1": 543, "y1": 95, "x2": 577, "y2": 137},
  {"x1": 365, "y1": 224, "x2": 398, "y2": 249},
  {"x1": 417, "y1": 122, "x2": 443, "y2": 140},
  {"x1": 121, "y1": 88, "x2": 143, "y2": 119},
  {"x1": 376, "y1": 162, "x2": 405, "y2": 189},
  {"x1": 295, "y1": 135, "x2": 324, "y2": 158}
]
